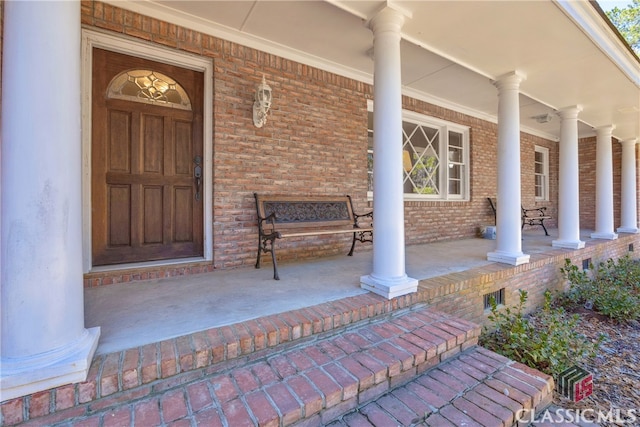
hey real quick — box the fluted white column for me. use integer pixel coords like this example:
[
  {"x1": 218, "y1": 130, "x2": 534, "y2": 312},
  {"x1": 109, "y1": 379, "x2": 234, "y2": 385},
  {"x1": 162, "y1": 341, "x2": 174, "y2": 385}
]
[
  {"x1": 361, "y1": 6, "x2": 418, "y2": 299},
  {"x1": 487, "y1": 72, "x2": 530, "y2": 266},
  {"x1": 1, "y1": 0, "x2": 100, "y2": 401},
  {"x1": 617, "y1": 139, "x2": 639, "y2": 233},
  {"x1": 591, "y1": 126, "x2": 618, "y2": 240},
  {"x1": 553, "y1": 106, "x2": 586, "y2": 249}
]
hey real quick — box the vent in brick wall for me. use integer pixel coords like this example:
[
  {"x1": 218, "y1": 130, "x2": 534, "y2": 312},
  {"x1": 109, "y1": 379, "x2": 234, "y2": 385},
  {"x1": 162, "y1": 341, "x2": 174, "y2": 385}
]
[
  {"x1": 483, "y1": 288, "x2": 505, "y2": 310},
  {"x1": 629, "y1": 244, "x2": 634, "y2": 252},
  {"x1": 582, "y1": 258, "x2": 591, "y2": 270}
]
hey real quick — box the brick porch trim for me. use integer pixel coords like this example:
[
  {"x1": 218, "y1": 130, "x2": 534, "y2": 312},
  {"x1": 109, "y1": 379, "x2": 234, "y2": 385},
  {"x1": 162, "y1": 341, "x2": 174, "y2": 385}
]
[{"x1": 2, "y1": 301, "x2": 481, "y2": 426}]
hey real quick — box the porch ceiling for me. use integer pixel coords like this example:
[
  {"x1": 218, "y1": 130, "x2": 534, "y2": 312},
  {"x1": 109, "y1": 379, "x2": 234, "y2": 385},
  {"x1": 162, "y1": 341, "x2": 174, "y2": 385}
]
[{"x1": 113, "y1": 0, "x2": 640, "y2": 142}]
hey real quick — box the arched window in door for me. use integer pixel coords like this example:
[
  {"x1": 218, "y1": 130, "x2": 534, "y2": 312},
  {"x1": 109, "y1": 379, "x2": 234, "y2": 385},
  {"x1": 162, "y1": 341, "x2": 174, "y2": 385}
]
[{"x1": 107, "y1": 69, "x2": 192, "y2": 111}]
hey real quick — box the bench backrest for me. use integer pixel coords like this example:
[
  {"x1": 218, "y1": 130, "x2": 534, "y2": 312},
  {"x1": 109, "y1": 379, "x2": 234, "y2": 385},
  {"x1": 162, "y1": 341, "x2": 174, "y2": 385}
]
[
  {"x1": 255, "y1": 194, "x2": 356, "y2": 229},
  {"x1": 487, "y1": 197, "x2": 548, "y2": 219}
]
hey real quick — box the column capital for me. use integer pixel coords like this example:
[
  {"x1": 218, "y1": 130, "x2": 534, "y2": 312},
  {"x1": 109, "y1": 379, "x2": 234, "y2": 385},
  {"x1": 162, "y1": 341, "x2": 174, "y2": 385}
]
[
  {"x1": 557, "y1": 105, "x2": 583, "y2": 120},
  {"x1": 492, "y1": 71, "x2": 526, "y2": 91},
  {"x1": 619, "y1": 138, "x2": 638, "y2": 145},
  {"x1": 595, "y1": 124, "x2": 615, "y2": 135},
  {"x1": 595, "y1": 125, "x2": 615, "y2": 143},
  {"x1": 367, "y1": 6, "x2": 409, "y2": 34}
]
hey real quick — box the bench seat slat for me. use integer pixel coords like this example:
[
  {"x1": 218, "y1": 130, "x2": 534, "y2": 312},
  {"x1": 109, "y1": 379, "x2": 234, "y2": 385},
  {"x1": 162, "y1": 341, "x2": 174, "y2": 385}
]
[{"x1": 279, "y1": 227, "x2": 373, "y2": 238}]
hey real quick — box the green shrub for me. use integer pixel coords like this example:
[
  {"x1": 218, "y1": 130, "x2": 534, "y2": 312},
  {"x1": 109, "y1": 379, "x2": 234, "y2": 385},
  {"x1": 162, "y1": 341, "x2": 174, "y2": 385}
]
[
  {"x1": 560, "y1": 257, "x2": 640, "y2": 321},
  {"x1": 480, "y1": 290, "x2": 601, "y2": 377}
]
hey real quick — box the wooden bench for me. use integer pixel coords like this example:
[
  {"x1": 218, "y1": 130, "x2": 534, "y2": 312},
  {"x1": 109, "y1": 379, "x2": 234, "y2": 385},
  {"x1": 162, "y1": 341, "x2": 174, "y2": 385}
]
[
  {"x1": 487, "y1": 197, "x2": 551, "y2": 236},
  {"x1": 254, "y1": 194, "x2": 373, "y2": 280}
]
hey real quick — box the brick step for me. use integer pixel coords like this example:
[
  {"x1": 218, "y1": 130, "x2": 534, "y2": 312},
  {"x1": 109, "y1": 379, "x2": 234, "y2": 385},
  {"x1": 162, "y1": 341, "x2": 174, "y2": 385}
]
[
  {"x1": 5, "y1": 305, "x2": 482, "y2": 426},
  {"x1": 1, "y1": 292, "x2": 405, "y2": 425},
  {"x1": 331, "y1": 346, "x2": 555, "y2": 427}
]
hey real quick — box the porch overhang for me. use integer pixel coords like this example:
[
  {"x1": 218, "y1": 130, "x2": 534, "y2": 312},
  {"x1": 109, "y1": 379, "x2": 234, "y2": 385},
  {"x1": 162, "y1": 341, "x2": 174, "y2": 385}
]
[{"x1": 106, "y1": 0, "x2": 640, "y2": 142}]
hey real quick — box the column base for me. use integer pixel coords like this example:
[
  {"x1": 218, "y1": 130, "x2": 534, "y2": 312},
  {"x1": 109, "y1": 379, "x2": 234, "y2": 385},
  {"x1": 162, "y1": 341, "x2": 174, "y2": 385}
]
[
  {"x1": 552, "y1": 239, "x2": 586, "y2": 249},
  {"x1": 617, "y1": 226, "x2": 639, "y2": 234},
  {"x1": 0, "y1": 327, "x2": 100, "y2": 402},
  {"x1": 487, "y1": 250, "x2": 530, "y2": 266},
  {"x1": 590, "y1": 231, "x2": 618, "y2": 240},
  {"x1": 360, "y1": 274, "x2": 418, "y2": 299}
]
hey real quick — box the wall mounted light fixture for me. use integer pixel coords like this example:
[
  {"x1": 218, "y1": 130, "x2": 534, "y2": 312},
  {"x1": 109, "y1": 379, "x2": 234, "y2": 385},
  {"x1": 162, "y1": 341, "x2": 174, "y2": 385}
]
[
  {"x1": 253, "y1": 75, "x2": 272, "y2": 128},
  {"x1": 532, "y1": 113, "x2": 553, "y2": 124}
]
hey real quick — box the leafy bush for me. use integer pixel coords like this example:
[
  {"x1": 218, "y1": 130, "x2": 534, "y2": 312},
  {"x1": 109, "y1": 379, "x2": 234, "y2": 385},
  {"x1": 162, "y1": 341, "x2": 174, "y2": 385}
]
[
  {"x1": 560, "y1": 257, "x2": 640, "y2": 321},
  {"x1": 480, "y1": 289, "x2": 601, "y2": 377}
]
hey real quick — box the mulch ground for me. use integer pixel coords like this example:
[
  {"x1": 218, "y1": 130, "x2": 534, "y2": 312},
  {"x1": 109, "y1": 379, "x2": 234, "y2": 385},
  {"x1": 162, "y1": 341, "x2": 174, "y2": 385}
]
[{"x1": 551, "y1": 307, "x2": 640, "y2": 426}]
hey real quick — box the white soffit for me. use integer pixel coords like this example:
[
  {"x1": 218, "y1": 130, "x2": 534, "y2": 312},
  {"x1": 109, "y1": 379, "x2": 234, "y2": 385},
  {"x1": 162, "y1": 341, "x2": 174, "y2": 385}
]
[{"x1": 105, "y1": 0, "x2": 639, "y2": 141}]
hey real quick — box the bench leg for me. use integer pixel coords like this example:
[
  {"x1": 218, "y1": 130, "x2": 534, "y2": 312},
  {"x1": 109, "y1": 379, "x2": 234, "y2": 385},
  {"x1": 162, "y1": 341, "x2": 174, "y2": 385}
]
[
  {"x1": 540, "y1": 220, "x2": 550, "y2": 236},
  {"x1": 270, "y1": 242, "x2": 280, "y2": 280},
  {"x1": 257, "y1": 236, "x2": 280, "y2": 280},
  {"x1": 255, "y1": 239, "x2": 262, "y2": 269},
  {"x1": 348, "y1": 232, "x2": 357, "y2": 256},
  {"x1": 522, "y1": 219, "x2": 550, "y2": 236}
]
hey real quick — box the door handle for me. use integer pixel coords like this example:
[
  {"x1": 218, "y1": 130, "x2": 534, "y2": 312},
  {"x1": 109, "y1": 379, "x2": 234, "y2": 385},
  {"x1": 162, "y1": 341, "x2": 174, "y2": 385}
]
[{"x1": 194, "y1": 155, "x2": 202, "y2": 201}]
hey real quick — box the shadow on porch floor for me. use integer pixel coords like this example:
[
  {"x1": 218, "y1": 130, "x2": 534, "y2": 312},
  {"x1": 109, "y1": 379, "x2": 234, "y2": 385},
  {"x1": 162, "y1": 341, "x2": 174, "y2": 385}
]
[{"x1": 85, "y1": 229, "x2": 562, "y2": 356}]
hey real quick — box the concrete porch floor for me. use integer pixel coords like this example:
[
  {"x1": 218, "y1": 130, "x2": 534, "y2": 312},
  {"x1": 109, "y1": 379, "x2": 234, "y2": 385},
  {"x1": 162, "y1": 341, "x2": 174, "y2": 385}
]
[{"x1": 85, "y1": 229, "x2": 571, "y2": 356}]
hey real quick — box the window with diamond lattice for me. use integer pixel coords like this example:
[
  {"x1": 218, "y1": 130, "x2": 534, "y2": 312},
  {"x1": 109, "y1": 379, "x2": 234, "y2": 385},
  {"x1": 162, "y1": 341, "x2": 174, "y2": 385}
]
[
  {"x1": 402, "y1": 121, "x2": 440, "y2": 195},
  {"x1": 366, "y1": 106, "x2": 469, "y2": 200}
]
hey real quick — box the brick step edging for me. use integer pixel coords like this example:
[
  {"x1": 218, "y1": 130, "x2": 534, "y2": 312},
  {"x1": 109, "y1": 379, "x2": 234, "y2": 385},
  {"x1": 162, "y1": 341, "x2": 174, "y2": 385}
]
[
  {"x1": 10, "y1": 306, "x2": 480, "y2": 426},
  {"x1": 1, "y1": 292, "x2": 423, "y2": 426},
  {"x1": 335, "y1": 346, "x2": 555, "y2": 427}
]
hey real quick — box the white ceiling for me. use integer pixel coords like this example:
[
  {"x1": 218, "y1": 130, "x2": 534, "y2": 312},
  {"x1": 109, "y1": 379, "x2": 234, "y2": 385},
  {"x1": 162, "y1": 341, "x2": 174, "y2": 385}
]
[{"x1": 112, "y1": 0, "x2": 640, "y2": 142}]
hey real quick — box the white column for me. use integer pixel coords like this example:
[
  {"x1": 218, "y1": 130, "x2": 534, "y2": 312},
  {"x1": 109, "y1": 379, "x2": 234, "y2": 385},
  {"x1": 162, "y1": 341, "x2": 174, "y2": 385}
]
[
  {"x1": 591, "y1": 126, "x2": 618, "y2": 240},
  {"x1": 552, "y1": 106, "x2": 586, "y2": 249},
  {"x1": 1, "y1": 1, "x2": 100, "y2": 401},
  {"x1": 360, "y1": 6, "x2": 418, "y2": 299},
  {"x1": 617, "y1": 139, "x2": 639, "y2": 233},
  {"x1": 487, "y1": 72, "x2": 530, "y2": 266}
]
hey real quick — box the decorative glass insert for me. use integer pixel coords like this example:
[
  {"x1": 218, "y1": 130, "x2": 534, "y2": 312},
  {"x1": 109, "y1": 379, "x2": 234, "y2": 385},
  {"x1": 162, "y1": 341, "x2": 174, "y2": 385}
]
[{"x1": 107, "y1": 69, "x2": 192, "y2": 110}]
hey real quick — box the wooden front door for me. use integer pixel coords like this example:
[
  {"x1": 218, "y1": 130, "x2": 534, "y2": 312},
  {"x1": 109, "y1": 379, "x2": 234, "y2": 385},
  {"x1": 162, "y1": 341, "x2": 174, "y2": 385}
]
[{"x1": 92, "y1": 48, "x2": 204, "y2": 266}]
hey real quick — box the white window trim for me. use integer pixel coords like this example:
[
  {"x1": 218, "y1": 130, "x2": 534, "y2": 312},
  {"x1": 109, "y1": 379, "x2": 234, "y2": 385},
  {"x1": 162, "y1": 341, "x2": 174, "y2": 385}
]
[
  {"x1": 534, "y1": 145, "x2": 550, "y2": 202},
  {"x1": 367, "y1": 103, "x2": 470, "y2": 201}
]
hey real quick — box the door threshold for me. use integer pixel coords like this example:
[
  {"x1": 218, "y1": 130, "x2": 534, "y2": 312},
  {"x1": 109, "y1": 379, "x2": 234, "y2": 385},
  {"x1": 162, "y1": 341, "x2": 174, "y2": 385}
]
[
  {"x1": 84, "y1": 257, "x2": 214, "y2": 287},
  {"x1": 89, "y1": 257, "x2": 207, "y2": 274}
]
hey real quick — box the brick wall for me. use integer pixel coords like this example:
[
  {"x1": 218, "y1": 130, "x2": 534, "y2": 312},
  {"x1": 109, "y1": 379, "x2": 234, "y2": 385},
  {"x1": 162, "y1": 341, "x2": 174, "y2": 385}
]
[
  {"x1": 521, "y1": 133, "x2": 558, "y2": 229},
  {"x1": 578, "y1": 136, "x2": 625, "y2": 230},
  {"x1": 422, "y1": 233, "x2": 640, "y2": 326},
  {"x1": 81, "y1": 1, "x2": 631, "y2": 287},
  {"x1": 579, "y1": 137, "x2": 597, "y2": 229}
]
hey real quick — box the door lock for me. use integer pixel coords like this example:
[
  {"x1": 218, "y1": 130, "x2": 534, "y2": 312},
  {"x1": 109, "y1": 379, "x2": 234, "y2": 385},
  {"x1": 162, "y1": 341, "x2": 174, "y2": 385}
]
[{"x1": 194, "y1": 155, "x2": 202, "y2": 201}]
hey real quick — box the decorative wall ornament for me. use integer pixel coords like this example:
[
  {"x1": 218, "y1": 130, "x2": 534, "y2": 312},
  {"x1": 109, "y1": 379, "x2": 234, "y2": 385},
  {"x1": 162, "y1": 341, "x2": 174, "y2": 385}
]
[{"x1": 253, "y1": 74, "x2": 272, "y2": 128}]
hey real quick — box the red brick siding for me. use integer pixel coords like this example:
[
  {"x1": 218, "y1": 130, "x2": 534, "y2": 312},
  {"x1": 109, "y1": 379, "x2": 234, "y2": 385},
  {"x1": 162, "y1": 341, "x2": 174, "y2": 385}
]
[
  {"x1": 520, "y1": 133, "x2": 558, "y2": 229},
  {"x1": 579, "y1": 137, "x2": 597, "y2": 229},
  {"x1": 424, "y1": 233, "x2": 639, "y2": 326},
  {"x1": 578, "y1": 136, "x2": 625, "y2": 230},
  {"x1": 81, "y1": 1, "x2": 632, "y2": 287}
]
